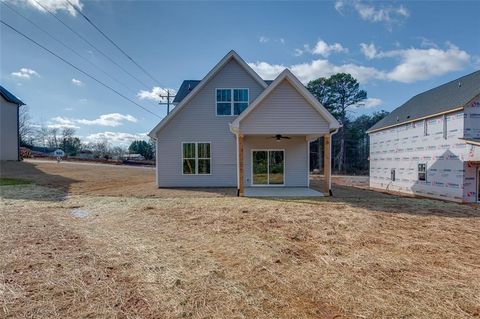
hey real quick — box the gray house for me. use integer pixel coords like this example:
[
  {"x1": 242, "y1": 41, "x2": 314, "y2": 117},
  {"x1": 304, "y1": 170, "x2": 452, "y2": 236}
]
[
  {"x1": 0, "y1": 85, "x2": 25, "y2": 161},
  {"x1": 149, "y1": 51, "x2": 341, "y2": 196}
]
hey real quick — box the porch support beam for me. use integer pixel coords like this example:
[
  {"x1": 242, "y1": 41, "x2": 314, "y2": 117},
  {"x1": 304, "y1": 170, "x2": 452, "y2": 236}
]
[
  {"x1": 323, "y1": 134, "x2": 331, "y2": 196},
  {"x1": 238, "y1": 134, "x2": 245, "y2": 196}
]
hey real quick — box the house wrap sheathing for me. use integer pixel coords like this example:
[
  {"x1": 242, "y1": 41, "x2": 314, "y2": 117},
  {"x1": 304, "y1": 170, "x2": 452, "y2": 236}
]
[{"x1": 368, "y1": 71, "x2": 480, "y2": 203}]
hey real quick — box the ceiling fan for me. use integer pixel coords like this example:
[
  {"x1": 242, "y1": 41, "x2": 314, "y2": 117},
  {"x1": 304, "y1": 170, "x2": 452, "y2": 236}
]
[{"x1": 269, "y1": 134, "x2": 291, "y2": 142}]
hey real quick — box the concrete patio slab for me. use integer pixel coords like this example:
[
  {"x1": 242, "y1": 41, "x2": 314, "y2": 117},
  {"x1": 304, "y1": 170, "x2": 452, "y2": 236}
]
[{"x1": 244, "y1": 187, "x2": 324, "y2": 197}]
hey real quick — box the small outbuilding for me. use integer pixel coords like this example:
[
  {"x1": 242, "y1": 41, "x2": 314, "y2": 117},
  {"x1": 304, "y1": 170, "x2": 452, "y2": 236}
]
[{"x1": 0, "y1": 85, "x2": 25, "y2": 161}]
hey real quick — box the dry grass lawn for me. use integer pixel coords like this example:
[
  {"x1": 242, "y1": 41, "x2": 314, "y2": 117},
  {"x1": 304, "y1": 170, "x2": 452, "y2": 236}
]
[{"x1": 1, "y1": 160, "x2": 479, "y2": 318}]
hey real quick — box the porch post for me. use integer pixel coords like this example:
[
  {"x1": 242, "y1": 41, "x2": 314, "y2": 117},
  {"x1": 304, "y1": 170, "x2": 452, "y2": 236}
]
[
  {"x1": 239, "y1": 134, "x2": 245, "y2": 196},
  {"x1": 323, "y1": 134, "x2": 331, "y2": 195}
]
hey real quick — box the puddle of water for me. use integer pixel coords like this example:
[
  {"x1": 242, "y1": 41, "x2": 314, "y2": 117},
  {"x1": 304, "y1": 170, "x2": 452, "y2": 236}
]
[{"x1": 70, "y1": 209, "x2": 90, "y2": 218}]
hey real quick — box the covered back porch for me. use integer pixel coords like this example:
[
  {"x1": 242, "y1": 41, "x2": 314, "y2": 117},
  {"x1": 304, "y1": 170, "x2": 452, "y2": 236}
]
[{"x1": 229, "y1": 69, "x2": 341, "y2": 197}]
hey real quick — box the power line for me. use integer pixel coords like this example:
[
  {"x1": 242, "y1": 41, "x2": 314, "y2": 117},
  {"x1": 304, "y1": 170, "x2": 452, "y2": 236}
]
[
  {"x1": 1, "y1": 20, "x2": 161, "y2": 119},
  {"x1": 65, "y1": 0, "x2": 163, "y2": 87},
  {"x1": 1, "y1": 1, "x2": 136, "y2": 97},
  {"x1": 30, "y1": 0, "x2": 153, "y2": 90}
]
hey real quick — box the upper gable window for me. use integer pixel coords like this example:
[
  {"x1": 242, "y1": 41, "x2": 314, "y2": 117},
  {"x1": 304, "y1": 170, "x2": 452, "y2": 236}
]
[{"x1": 216, "y1": 89, "x2": 248, "y2": 116}]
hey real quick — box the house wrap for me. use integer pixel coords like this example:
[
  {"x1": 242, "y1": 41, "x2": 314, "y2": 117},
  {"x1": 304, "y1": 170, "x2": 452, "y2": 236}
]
[{"x1": 367, "y1": 71, "x2": 480, "y2": 203}]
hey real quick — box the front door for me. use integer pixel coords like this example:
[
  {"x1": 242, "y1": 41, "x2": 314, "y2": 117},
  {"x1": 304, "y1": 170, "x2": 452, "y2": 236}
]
[{"x1": 252, "y1": 150, "x2": 284, "y2": 186}]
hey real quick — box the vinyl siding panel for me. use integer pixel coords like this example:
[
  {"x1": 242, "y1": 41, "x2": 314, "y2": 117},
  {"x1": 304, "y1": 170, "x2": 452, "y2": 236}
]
[
  {"x1": 0, "y1": 96, "x2": 19, "y2": 161},
  {"x1": 155, "y1": 59, "x2": 264, "y2": 187},
  {"x1": 240, "y1": 79, "x2": 330, "y2": 135},
  {"x1": 244, "y1": 136, "x2": 308, "y2": 187}
]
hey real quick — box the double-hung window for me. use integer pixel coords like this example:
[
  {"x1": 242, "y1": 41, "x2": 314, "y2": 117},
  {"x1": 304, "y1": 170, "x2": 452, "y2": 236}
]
[
  {"x1": 216, "y1": 89, "x2": 248, "y2": 116},
  {"x1": 418, "y1": 163, "x2": 427, "y2": 181},
  {"x1": 182, "y1": 142, "x2": 211, "y2": 175}
]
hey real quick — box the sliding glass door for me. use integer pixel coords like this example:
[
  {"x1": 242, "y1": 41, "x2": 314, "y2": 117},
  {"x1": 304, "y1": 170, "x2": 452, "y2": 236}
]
[{"x1": 252, "y1": 150, "x2": 284, "y2": 186}]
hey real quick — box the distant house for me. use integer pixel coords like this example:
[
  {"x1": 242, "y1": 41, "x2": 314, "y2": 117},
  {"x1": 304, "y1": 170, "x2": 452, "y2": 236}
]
[
  {"x1": 0, "y1": 85, "x2": 25, "y2": 161},
  {"x1": 123, "y1": 154, "x2": 145, "y2": 161},
  {"x1": 149, "y1": 51, "x2": 341, "y2": 196},
  {"x1": 51, "y1": 149, "x2": 65, "y2": 158},
  {"x1": 367, "y1": 71, "x2": 480, "y2": 203}
]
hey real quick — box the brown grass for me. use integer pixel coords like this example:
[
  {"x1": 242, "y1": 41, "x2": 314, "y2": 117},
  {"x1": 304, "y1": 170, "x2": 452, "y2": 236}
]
[{"x1": 1, "y1": 160, "x2": 480, "y2": 318}]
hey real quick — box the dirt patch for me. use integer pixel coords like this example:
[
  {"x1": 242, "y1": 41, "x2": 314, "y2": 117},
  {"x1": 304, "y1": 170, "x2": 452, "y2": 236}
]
[{"x1": 1, "y1": 160, "x2": 480, "y2": 318}]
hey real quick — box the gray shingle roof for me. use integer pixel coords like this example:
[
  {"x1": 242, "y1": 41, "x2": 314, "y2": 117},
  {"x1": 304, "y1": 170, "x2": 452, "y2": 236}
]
[
  {"x1": 0, "y1": 85, "x2": 25, "y2": 106},
  {"x1": 368, "y1": 70, "x2": 480, "y2": 133},
  {"x1": 172, "y1": 79, "x2": 274, "y2": 104}
]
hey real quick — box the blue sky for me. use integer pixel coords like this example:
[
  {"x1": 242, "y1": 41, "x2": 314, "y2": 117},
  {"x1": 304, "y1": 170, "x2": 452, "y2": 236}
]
[{"x1": 1, "y1": 0, "x2": 479, "y2": 146}]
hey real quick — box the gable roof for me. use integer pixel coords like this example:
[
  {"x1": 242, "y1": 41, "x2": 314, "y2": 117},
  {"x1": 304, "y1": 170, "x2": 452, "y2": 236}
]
[
  {"x1": 172, "y1": 80, "x2": 274, "y2": 104},
  {"x1": 149, "y1": 50, "x2": 268, "y2": 138},
  {"x1": 0, "y1": 85, "x2": 25, "y2": 106},
  {"x1": 230, "y1": 69, "x2": 341, "y2": 132},
  {"x1": 368, "y1": 70, "x2": 480, "y2": 133}
]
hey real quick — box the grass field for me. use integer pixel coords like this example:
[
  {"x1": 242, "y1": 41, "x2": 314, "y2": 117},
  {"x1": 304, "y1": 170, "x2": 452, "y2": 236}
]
[{"x1": 1, "y1": 160, "x2": 479, "y2": 318}]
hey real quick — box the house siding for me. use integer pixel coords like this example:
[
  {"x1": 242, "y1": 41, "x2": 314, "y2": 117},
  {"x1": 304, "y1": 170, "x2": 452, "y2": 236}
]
[
  {"x1": 155, "y1": 58, "x2": 264, "y2": 187},
  {"x1": 369, "y1": 110, "x2": 475, "y2": 202},
  {"x1": 0, "y1": 95, "x2": 19, "y2": 161},
  {"x1": 464, "y1": 94, "x2": 480, "y2": 139},
  {"x1": 239, "y1": 79, "x2": 330, "y2": 135},
  {"x1": 243, "y1": 136, "x2": 308, "y2": 187}
]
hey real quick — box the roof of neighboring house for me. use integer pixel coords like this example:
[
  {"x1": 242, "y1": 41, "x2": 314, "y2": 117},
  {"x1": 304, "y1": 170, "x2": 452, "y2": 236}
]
[
  {"x1": 0, "y1": 85, "x2": 25, "y2": 106},
  {"x1": 368, "y1": 70, "x2": 480, "y2": 133},
  {"x1": 172, "y1": 79, "x2": 275, "y2": 104}
]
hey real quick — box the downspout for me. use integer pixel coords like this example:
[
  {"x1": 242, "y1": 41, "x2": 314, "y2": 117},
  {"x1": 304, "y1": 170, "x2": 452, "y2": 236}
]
[{"x1": 328, "y1": 127, "x2": 340, "y2": 196}]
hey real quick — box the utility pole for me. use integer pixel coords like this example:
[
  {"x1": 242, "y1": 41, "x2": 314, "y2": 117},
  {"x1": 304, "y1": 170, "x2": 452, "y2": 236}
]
[{"x1": 158, "y1": 89, "x2": 176, "y2": 115}]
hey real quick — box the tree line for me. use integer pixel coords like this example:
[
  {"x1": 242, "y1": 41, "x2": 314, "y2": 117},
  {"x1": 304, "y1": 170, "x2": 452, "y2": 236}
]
[
  {"x1": 307, "y1": 73, "x2": 389, "y2": 175},
  {"x1": 19, "y1": 109, "x2": 155, "y2": 160}
]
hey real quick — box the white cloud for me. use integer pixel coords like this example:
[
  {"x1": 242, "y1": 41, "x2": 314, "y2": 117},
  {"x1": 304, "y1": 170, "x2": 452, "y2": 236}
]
[
  {"x1": 311, "y1": 40, "x2": 348, "y2": 57},
  {"x1": 48, "y1": 116, "x2": 79, "y2": 129},
  {"x1": 335, "y1": 0, "x2": 409, "y2": 30},
  {"x1": 357, "y1": 97, "x2": 383, "y2": 109},
  {"x1": 85, "y1": 131, "x2": 148, "y2": 145},
  {"x1": 259, "y1": 36, "x2": 286, "y2": 45},
  {"x1": 249, "y1": 59, "x2": 383, "y2": 84},
  {"x1": 259, "y1": 36, "x2": 269, "y2": 43},
  {"x1": 8, "y1": 0, "x2": 84, "y2": 16},
  {"x1": 137, "y1": 87, "x2": 176, "y2": 103},
  {"x1": 48, "y1": 113, "x2": 137, "y2": 129},
  {"x1": 251, "y1": 41, "x2": 470, "y2": 84},
  {"x1": 77, "y1": 113, "x2": 138, "y2": 127},
  {"x1": 359, "y1": 42, "x2": 471, "y2": 83},
  {"x1": 11, "y1": 67, "x2": 39, "y2": 79},
  {"x1": 359, "y1": 42, "x2": 378, "y2": 59},
  {"x1": 71, "y1": 78, "x2": 83, "y2": 86}
]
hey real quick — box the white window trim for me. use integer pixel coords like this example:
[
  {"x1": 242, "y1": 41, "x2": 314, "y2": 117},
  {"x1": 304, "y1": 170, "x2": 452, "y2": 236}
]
[
  {"x1": 215, "y1": 88, "x2": 249, "y2": 116},
  {"x1": 418, "y1": 163, "x2": 427, "y2": 182},
  {"x1": 251, "y1": 149, "x2": 285, "y2": 187},
  {"x1": 181, "y1": 142, "x2": 212, "y2": 175}
]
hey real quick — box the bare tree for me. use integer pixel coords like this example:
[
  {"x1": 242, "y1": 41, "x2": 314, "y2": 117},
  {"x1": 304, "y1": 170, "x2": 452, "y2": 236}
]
[
  {"x1": 18, "y1": 106, "x2": 34, "y2": 146},
  {"x1": 48, "y1": 128, "x2": 59, "y2": 148}
]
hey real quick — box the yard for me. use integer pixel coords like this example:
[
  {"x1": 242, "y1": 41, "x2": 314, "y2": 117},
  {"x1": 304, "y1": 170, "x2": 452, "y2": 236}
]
[{"x1": 1, "y1": 160, "x2": 479, "y2": 318}]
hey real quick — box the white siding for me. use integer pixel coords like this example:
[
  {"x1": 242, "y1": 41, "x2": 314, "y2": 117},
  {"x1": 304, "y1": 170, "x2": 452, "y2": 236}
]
[
  {"x1": 155, "y1": 59, "x2": 264, "y2": 187},
  {"x1": 369, "y1": 111, "x2": 468, "y2": 202},
  {"x1": 243, "y1": 136, "x2": 308, "y2": 187},
  {"x1": 239, "y1": 80, "x2": 330, "y2": 135},
  {"x1": 0, "y1": 95, "x2": 19, "y2": 161}
]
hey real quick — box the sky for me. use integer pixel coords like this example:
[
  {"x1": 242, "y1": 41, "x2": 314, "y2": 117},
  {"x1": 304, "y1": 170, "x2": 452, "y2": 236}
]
[{"x1": 1, "y1": 0, "x2": 479, "y2": 146}]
